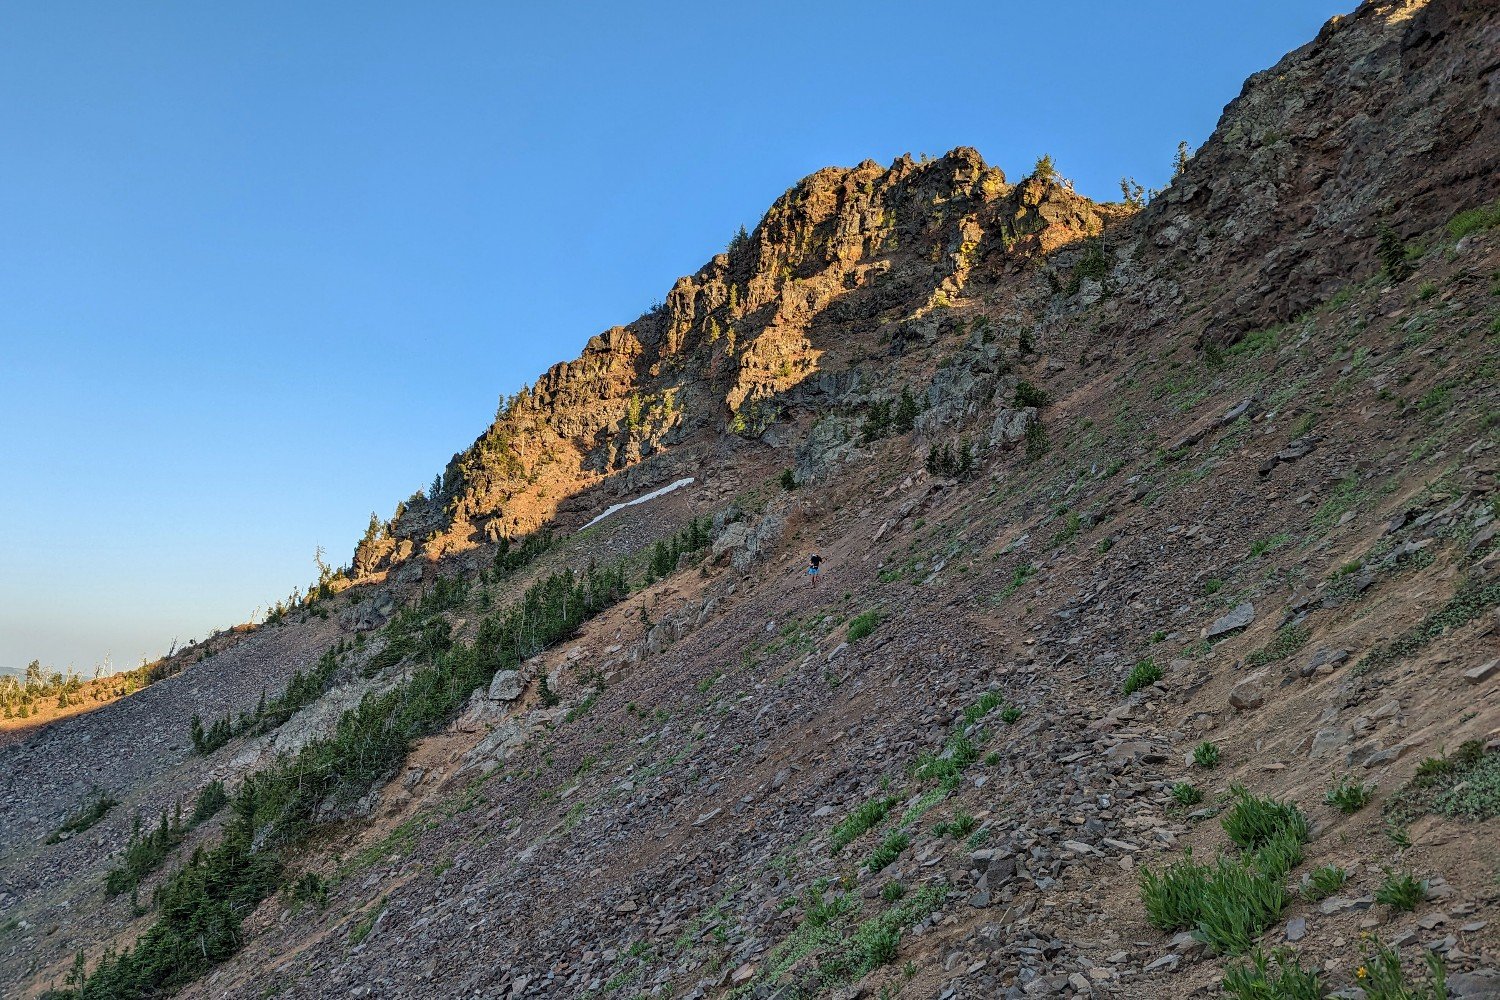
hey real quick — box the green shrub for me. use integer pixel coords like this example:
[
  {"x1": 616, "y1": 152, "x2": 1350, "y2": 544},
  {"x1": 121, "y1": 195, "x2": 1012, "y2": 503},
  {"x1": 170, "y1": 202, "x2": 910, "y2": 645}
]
[
  {"x1": 1358, "y1": 576, "x2": 1500, "y2": 674},
  {"x1": 1024, "y1": 419, "x2": 1049, "y2": 460},
  {"x1": 1247, "y1": 829, "x2": 1305, "y2": 879},
  {"x1": 1013, "y1": 381, "x2": 1050, "y2": 409},
  {"x1": 1139, "y1": 851, "x2": 1209, "y2": 930},
  {"x1": 859, "y1": 926, "x2": 901, "y2": 968},
  {"x1": 191, "y1": 781, "x2": 229, "y2": 825},
  {"x1": 925, "y1": 440, "x2": 975, "y2": 479},
  {"x1": 1447, "y1": 200, "x2": 1500, "y2": 241},
  {"x1": 1375, "y1": 870, "x2": 1425, "y2": 912},
  {"x1": 829, "y1": 797, "x2": 898, "y2": 854},
  {"x1": 913, "y1": 731, "x2": 983, "y2": 784},
  {"x1": 1324, "y1": 776, "x2": 1374, "y2": 815},
  {"x1": 778, "y1": 468, "x2": 797, "y2": 491},
  {"x1": 1050, "y1": 510, "x2": 1082, "y2": 546},
  {"x1": 962, "y1": 691, "x2": 1003, "y2": 725},
  {"x1": 1193, "y1": 741, "x2": 1221, "y2": 768},
  {"x1": 999, "y1": 705, "x2": 1023, "y2": 725},
  {"x1": 880, "y1": 881, "x2": 905, "y2": 903},
  {"x1": 1138, "y1": 850, "x2": 1291, "y2": 955},
  {"x1": 933, "y1": 813, "x2": 978, "y2": 839},
  {"x1": 1122, "y1": 658, "x2": 1163, "y2": 696},
  {"x1": 289, "y1": 870, "x2": 329, "y2": 910},
  {"x1": 1301, "y1": 864, "x2": 1348, "y2": 902},
  {"x1": 1386, "y1": 740, "x2": 1493, "y2": 823},
  {"x1": 892, "y1": 388, "x2": 921, "y2": 434},
  {"x1": 996, "y1": 563, "x2": 1036, "y2": 601},
  {"x1": 1221, "y1": 786, "x2": 1310, "y2": 851},
  {"x1": 846, "y1": 610, "x2": 882, "y2": 643},
  {"x1": 865, "y1": 831, "x2": 911, "y2": 872},
  {"x1": 1377, "y1": 224, "x2": 1415, "y2": 282},
  {"x1": 1222, "y1": 948, "x2": 1324, "y2": 1000},
  {"x1": 1245, "y1": 624, "x2": 1310, "y2": 667},
  {"x1": 45, "y1": 788, "x2": 118, "y2": 844},
  {"x1": 1432, "y1": 747, "x2": 1500, "y2": 819},
  {"x1": 1171, "y1": 782, "x2": 1203, "y2": 807},
  {"x1": 1248, "y1": 533, "x2": 1291, "y2": 558}
]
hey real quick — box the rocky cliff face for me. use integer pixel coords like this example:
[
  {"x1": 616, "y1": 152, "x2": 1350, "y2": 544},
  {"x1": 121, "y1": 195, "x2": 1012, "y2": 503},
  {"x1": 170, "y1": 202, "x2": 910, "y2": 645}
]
[
  {"x1": 353, "y1": 149, "x2": 1119, "y2": 573},
  {"x1": 5, "y1": 3, "x2": 1499, "y2": 1000}
]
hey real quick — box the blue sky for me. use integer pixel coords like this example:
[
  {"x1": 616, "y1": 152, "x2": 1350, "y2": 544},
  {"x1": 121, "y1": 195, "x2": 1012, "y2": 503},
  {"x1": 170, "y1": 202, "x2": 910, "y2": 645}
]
[{"x1": 0, "y1": 1, "x2": 1352, "y2": 674}]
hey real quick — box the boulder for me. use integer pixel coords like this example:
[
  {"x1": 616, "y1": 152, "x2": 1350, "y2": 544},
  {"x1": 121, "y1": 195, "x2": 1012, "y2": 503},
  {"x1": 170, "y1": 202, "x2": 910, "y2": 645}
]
[
  {"x1": 1203, "y1": 603, "x2": 1255, "y2": 639},
  {"x1": 1228, "y1": 671, "x2": 1268, "y2": 711}
]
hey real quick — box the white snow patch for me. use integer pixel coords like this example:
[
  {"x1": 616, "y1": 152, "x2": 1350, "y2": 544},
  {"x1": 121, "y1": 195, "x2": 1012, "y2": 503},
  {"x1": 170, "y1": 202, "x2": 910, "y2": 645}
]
[{"x1": 580, "y1": 477, "x2": 695, "y2": 531}]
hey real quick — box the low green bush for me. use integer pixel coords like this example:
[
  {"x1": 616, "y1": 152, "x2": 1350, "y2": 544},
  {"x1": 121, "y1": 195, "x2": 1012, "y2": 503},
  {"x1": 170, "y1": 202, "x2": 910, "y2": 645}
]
[
  {"x1": 1325, "y1": 776, "x2": 1374, "y2": 815},
  {"x1": 1447, "y1": 200, "x2": 1500, "y2": 241},
  {"x1": 962, "y1": 692, "x2": 1003, "y2": 725},
  {"x1": 1222, "y1": 786, "x2": 1310, "y2": 851},
  {"x1": 1375, "y1": 870, "x2": 1425, "y2": 912},
  {"x1": 45, "y1": 788, "x2": 118, "y2": 844},
  {"x1": 846, "y1": 610, "x2": 882, "y2": 643},
  {"x1": 1359, "y1": 937, "x2": 1448, "y2": 1000},
  {"x1": 1122, "y1": 658, "x2": 1163, "y2": 695},
  {"x1": 1139, "y1": 850, "x2": 1291, "y2": 955},
  {"x1": 1193, "y1": 741, "x2": 1222, "y2": 768},
  {"x1": 1171, "y1": 782, "x2": 1203, "y2": 807},
  {"x1": 1222, "y1": 948, "x2": 1324, "y2": 1000},
  {"x1": 932, "y1": 813, "x2": 978, "y2": 839},
  {"x1": 865, "y1": 831, "x2": 911, "y2": 873},
  {"x1": 829, "y1": 797, "x2": 898, "y2": 855},
  {"x1": 1300, "y1": 864, "x2": 1348, "y2": 902}
]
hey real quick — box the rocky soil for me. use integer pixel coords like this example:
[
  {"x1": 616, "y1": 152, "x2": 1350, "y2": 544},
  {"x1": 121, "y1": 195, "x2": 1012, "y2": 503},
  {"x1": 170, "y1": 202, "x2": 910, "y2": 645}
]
[{"x1": 3, "y1": 2, "x2": 1498, "y2": 998}]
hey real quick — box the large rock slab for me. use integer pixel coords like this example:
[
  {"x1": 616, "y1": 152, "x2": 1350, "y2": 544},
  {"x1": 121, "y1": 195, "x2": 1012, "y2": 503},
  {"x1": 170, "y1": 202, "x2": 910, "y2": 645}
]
[{"x1": 1203, "y1": 603, "x2": 1255, "y2": 639}]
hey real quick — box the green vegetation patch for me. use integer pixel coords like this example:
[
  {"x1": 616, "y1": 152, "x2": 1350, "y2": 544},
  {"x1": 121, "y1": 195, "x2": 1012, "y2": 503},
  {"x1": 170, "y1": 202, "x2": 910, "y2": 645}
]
[
  {"x1": 1357, "y1": 576, "x2": 1500, "y2": 674},
  {"x1": 1223, "y1": 948, "x2": 1324, "y2": 1000},
  {"x1": 1246, "y1": 624, "x2": 1310, "y2": 668},
  {"x1": 1138, "y1": 787, "x2": 1310, "y2": 955},
  {"x1": 1386, "y1": 740, "x2": 1500, "y2": 823},
  {"x1": 1301, "y1": 864, "x2": 1349, "y2": 902},
  {"x1": 846, "y1": 610, "x2": 883, "y2": 643},
  {"x1": 1122, "y1": 658, "x2": 1162, "y2": 696},
  {"x1": 1193, "y1": 741, "x2": 1222, "y2": 768},
  {"x1": 1447, "y1": 200, "x2": 1500, "y2": 241},
  {"x1": 1324, "y1": 776, "x2": 1373, "y2": 815},
  {"x1": 51, "y1": 554, "x2": 640, "y2": 999},
  {"x1": 46, "y1": 788, "x2": 118, "y2": 845},
  {"x1": 829, "y1": 797, "x2": 898, "y2": 855}
]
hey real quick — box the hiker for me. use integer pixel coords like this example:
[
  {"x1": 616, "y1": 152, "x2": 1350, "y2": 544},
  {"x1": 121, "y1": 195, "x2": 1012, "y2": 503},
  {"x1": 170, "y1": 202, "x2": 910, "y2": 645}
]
[{"x1": 807, "y1": 553, "x2": 821, "y2": 585}]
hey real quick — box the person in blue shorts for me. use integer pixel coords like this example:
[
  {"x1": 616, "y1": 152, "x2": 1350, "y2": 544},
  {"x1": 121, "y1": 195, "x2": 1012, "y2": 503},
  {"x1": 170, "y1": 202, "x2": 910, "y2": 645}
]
[{"x1": 807, "y1": 553, "x2": 821, "y2": 585}]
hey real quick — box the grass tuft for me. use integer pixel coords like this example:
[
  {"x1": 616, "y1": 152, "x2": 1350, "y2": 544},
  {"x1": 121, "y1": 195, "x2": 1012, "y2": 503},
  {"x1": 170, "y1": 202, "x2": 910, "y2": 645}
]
[
  {"x1": 829, "y1": 796, "x2": 897, "y2": 855},
  {"x1": 846, "y1": 610, "x2": 883, "y2": 643},
  {"x1": 1222, "y1": 948, "x2": 1324, "y2": 1000},
  {"x1": 1221, "y1": 785, "x2": 1310, "y2": 851},
  {"x1": 1300, "y1": 864, "x2": 1348, "y2": 902},
  {"x1": 1193, "y1": 741, "x2": 1221, "y2": 769},
  {"x1": 1324, "y1": 776, "x2": 1374, "y2": 815},
  {"x1": 1375, "y1": 870, "x2": 1426, "y2": 912},
  {"x1": 1122, "y1": 658, "x2": 1163, "y2": 695},
  {"x1": 1170, "y1": 782, "x2": 1203, "y2": 807}
]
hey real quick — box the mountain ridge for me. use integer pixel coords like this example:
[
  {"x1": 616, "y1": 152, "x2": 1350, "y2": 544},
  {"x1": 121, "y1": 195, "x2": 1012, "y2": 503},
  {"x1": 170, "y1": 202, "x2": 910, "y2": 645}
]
[{"x1": 2, "y1": 2, "x2": 1497, "y2": 998}]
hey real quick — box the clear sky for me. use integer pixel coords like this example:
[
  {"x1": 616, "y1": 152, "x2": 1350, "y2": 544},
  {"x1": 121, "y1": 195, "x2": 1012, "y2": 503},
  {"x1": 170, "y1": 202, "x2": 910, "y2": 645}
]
[{"x1": 0, "y1": 1, "x2": 1353, "y2": 674}]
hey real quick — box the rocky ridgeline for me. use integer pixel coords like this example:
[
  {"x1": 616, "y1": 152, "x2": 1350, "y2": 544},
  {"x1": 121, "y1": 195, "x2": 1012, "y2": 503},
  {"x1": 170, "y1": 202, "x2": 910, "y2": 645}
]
[
  {"x1": 351, "y1": 147, "x2": 1119, "y2": 574},
  {"x1": 4, "y1": 2, "x2": 1500, "y2": 998}
]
